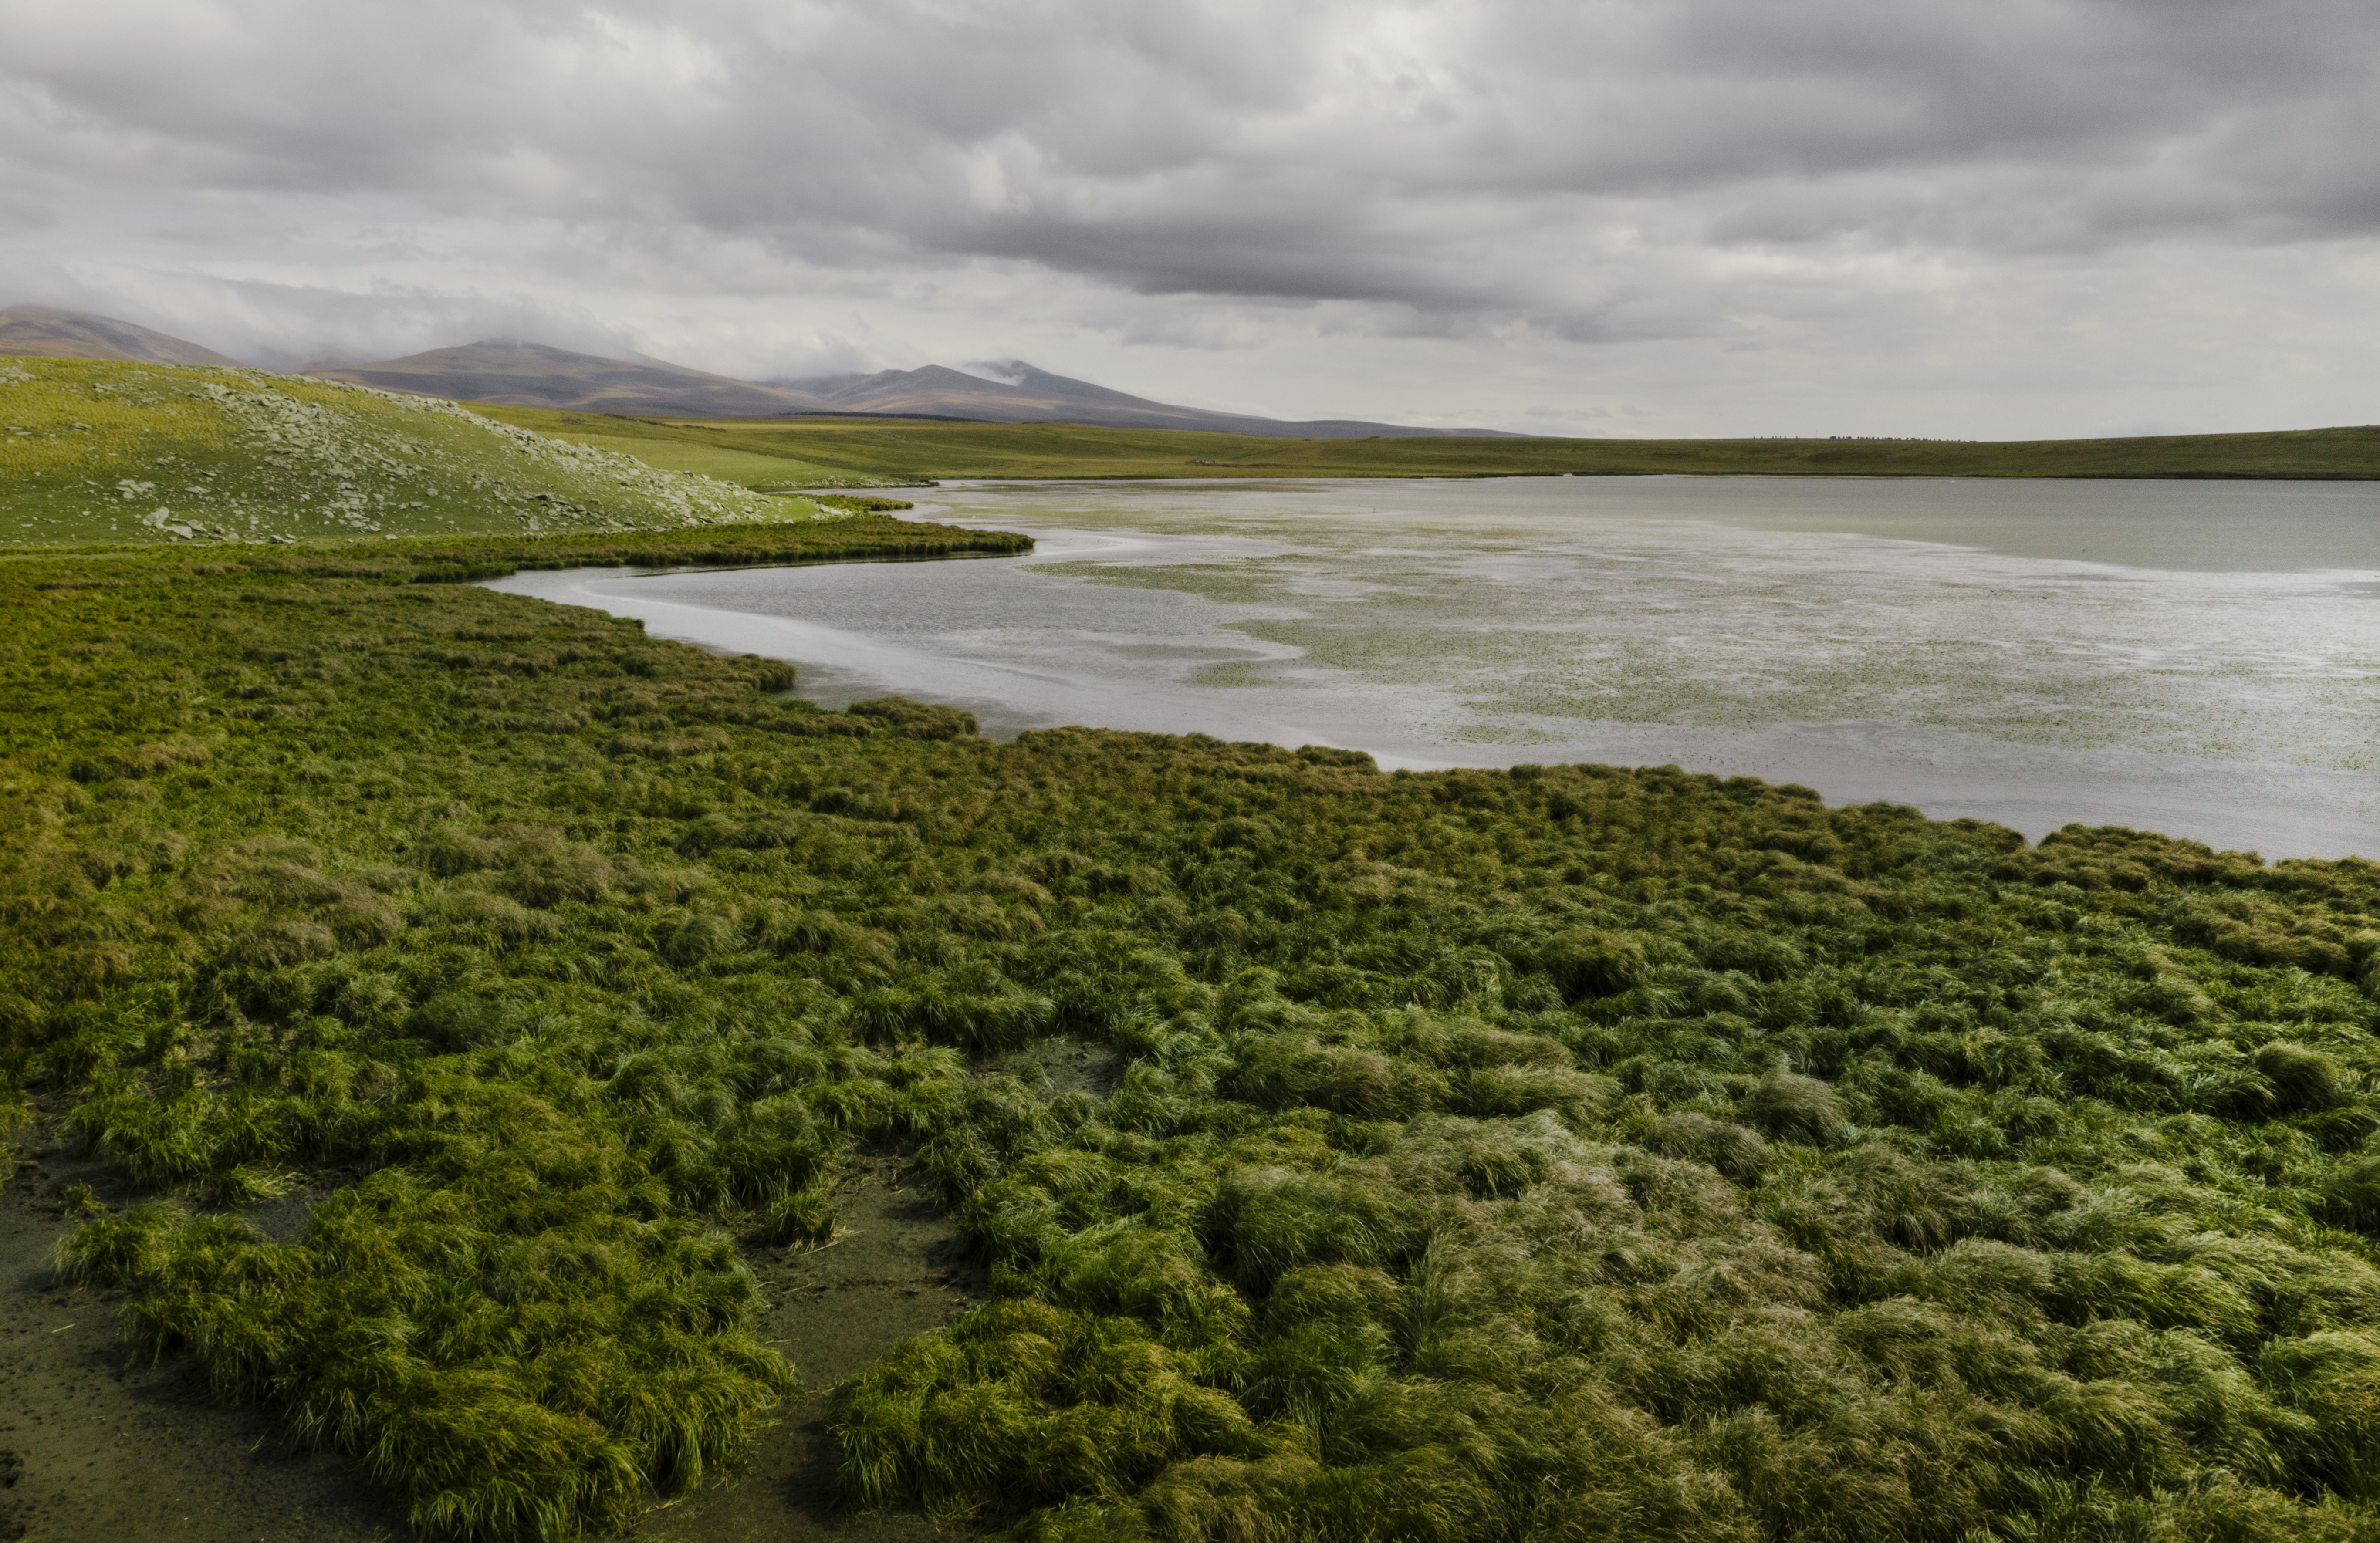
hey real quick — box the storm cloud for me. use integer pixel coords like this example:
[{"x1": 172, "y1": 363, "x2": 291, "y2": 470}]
[{"x1": 4, "y1": 0, "x2": 2377, "y2": 436}]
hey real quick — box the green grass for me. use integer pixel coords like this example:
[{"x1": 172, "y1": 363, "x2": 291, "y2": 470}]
[
  {"x1": 473, "y1": 415, "x2": 858, "y2": 489},
  {"x1": 466, "y1": 402, "x2": 2380, "y2": 484},
  {"x1": 461, "y1": 405, "x2": 933, "y2": 489},
  {"x1": 7, "y1": 529, "x2": 2380, "y2": 1540},
  {"x1": 0, "y1": 358, "x2": 838, "y2": 545}
]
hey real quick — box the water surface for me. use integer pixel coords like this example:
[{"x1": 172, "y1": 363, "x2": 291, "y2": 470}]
[{"x1": 486, "y1": 477, "x2": 2380, "y2": 858}]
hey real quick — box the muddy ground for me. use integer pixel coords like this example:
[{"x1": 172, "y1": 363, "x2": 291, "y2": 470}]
[
  {"x1": 0, "y1": 1142, "x2": 411, "y2": 1543},
  {"x1": 636, "y1": 1152, "x2": 981, "y2": 1543},
  {"x1": 0, "y1": 1039, "x2": 1121, "y2": 1542}
]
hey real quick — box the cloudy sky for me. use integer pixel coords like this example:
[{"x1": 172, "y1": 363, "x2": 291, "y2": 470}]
[{"x1": 4, "y1": 0, "x2": 2378, "y2": 437}]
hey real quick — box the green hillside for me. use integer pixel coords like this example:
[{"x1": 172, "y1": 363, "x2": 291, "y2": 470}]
[
  {"x1": 470, "y1": 401, "x2": 2380, "y2": 485},
  {"x1": 0, "y1": 358, "x2": 832, "y2": 545},
  {"x1": 455, "y1": 405, "x2": 867, "y2": 487}
]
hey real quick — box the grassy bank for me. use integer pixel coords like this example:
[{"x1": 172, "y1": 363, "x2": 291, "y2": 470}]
[
  {"x1": 6, "y1": 528, "x2": 2380, "y2": 1542},
  {"x1": 470, "y1": 403, "x2": 2380, "y2": 485}
]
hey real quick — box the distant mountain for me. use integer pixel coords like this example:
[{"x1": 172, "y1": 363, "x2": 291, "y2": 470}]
[
  {"x1": 304, "y1": 341, "x2": 836, "y2": 417},
  {"x1": 0, "y1": 306, "x2": 243, "y2": 367},
  {"x1": 305, "y1": 339, "x2": 1508, "y2": 438},
  {"x1": 777, "y1": 359, "x2": 1515, "y2": 438}
]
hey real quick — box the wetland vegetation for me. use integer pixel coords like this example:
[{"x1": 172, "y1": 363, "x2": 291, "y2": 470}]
[
  {"x1": 8, "y1": 359, "x2": 2380, "y2": 1543},
  {"x1": 6, "y1": 523, "x2": 2380, "y2": 1541}
]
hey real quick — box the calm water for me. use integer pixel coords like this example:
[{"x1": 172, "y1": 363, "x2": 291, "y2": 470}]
[{"x1": 486, "y1": 477, "x2": 2380, "y2": 858}]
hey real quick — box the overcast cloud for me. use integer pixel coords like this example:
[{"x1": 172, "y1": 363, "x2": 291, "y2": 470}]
[{"x1": 3, "y1": 0, "x2": 2377, "y2": 436}]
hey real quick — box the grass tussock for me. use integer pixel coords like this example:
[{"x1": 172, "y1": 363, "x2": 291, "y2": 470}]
[{"x1": 3, "y1": 531, "x2": 2380, "y2": 1540}]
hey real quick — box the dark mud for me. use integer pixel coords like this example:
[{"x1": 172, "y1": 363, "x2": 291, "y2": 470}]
[
  {"x1": 984, "y1": 1038, "x2": 1125, "y2": 1101},
  {"x1": 637, "y1": 1152, "x2": 985, "y2": 1542},
  {"x1": 0, "y1": 1140, "x2": 407, "y2": 1543},
  {"x1": 0, "y1": 1039, "x2": 1131, "y2": 1539},
  {"x1": 0, "y1": 1134, "x2": 995, "y2": 1543},
  {"x1": 635, "y1": 1040, "x2": 1121, "y2": 1540}
]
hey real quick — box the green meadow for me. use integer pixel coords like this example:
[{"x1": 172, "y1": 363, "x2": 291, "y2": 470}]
[
  {"x1": 469, "y1": 401, "x2": 2380, "y2": 486},
  {"x1": 457, "y1": 408, "x2": 863, "y2": 490},
  {"x1": 7, "y1": 361, "x2": 2380, "y2": 1543}
]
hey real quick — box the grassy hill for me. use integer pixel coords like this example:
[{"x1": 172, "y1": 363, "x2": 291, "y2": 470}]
[
  {"x1": 0, "y1": 358, "x2": 837, "y2": 545},
  {"x1": 303, "y1": 340, "x2": 833, "y2": 418},
  {"x1": 459, "y1": 405, "x2": 872, "y2": 488},
  {"x1": 470, "y1": 402, "x2": 2380, "y2": 485}
]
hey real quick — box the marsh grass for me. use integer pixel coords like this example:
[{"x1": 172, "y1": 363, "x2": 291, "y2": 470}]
[{"x1": 5, "y1": 530, "x2": 2380, "y2": 1540}]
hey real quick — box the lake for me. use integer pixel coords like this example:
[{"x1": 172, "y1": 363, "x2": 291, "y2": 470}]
[{"x1": 484, "y1": 476, "x2": 2380, "y2": 859}]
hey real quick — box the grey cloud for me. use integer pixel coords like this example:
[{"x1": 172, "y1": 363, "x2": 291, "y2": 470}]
[
  {"x1": 3, "y1": 0, "x2": 2377, "y2": 437},
  {"x1": 15, "y1": 1, "x2": 2380, "y2": 317}
]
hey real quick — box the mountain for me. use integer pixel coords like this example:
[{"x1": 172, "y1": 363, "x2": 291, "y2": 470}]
[
  {"x1": 0, "y1": 305, "x2": 243, "y2": 367},
  {"x1": 305, "y1": 341, "x2": 838, "y2": 417},
  {"x1": 778, "y1": 359, "x2": 1514, "y2": 438},
  {"x1": 308, "y1": 340, "x2": 1508, "y2": 437}
]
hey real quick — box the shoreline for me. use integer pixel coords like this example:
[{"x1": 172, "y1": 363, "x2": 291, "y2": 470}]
[{"x1": 481, "y1": 485, "x2": 2380, "y2": 862}]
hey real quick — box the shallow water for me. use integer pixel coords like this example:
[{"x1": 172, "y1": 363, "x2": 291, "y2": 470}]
[{"x1": 485, "y1": 477, "x2": 2380, "y2": 858}]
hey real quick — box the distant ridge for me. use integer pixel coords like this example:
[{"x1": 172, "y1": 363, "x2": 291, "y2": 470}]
[
  {"x1": 305, "y1": 339, "x2": 1511, "y2": 438},
  {"x1": 0, "y1": 305, "x2": 243, "y2": 367},
  {"x1": 305, "y1": 341, "x2": 836, "y2": 418},
  {"x1": 773, "y1": 359, "x2": 1514, "y2": 438}
]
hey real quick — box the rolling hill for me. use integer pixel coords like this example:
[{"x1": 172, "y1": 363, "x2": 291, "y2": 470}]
[
  {"x1": 775, "y1": 359, "x2": 1515, "y2": 437},
  {"x1": 0, "y1": 305, "x2": 243, "y2": 367},
  {"x1": 0, "y1": 356, "x2": 833, "y2": 545},
  {"x1": 304, "y1": 339, "x2": 1507, "y2": 436},
  {"x1": 304, "y1": 340, "x2": 833, "y2": 417}
]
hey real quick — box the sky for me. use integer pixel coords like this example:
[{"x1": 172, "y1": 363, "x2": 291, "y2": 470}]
[{"x1": 3, "y1": 0, "x2": 2379, "y2": 438}]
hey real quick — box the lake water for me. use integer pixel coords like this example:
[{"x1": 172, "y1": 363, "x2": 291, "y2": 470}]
[{"x1": 484, "y1": 477, "x2": 2380, "y2": 859}]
